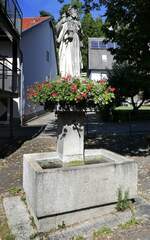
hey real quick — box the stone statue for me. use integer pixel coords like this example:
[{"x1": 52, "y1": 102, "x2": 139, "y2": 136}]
[{"x1": 56, "y1": 6, "x2": 83, "y2": 78}]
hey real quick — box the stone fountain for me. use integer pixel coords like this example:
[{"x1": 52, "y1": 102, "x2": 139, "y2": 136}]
[
  {"x1": 23, "y1": 111, "x2": 137, "y2": 232},
  {"x1": 23, "y1": 7, "x2": 137, "y2": 232}
]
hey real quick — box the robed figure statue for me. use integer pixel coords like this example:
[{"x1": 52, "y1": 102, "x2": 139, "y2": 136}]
[{"x1": 56, "y1": 6, "x2": 83, "y2": 78}]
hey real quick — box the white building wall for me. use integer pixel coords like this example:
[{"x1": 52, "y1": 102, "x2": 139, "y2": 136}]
[
  {"x1": 20, "y1": 21, "x2": 57, "y2": 119},
  {"x1": 90, "y1": 70, "x2": 108, "y2": 81}
]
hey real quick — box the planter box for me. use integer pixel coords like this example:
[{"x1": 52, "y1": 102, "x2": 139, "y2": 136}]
[{"x1": 23, "y1": 149, "x2": 137, "y2": 231}]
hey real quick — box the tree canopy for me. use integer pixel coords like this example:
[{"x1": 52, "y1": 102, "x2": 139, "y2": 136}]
[
  {"x1": 108, "y1": 63, "x2": 150, "y2": 110},
  {"x1": 103, "y1": 0, "x2": 150, "y2": 76},
  {"x1": 39, "y1": 10, "x2": 56, "y2": 24}
]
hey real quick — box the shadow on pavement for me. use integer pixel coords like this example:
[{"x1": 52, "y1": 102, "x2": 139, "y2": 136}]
[
  {"x1": 85, "y1": 134, "x2": 150, "y2": 157},
  {"x1": 0, "y1": 125, "x2": 45, "y2": 159}
]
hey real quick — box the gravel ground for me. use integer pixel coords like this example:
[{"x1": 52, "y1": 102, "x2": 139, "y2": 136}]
[{"x1": 0, "y1": 133, "x2": 150, "y2": 239}]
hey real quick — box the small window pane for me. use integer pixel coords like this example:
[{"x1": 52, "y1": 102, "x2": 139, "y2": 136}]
[{"x1": 102, "y1": 55, "x2": 107, "y2": 62}]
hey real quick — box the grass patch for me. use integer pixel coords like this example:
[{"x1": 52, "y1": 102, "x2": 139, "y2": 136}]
[
  {"x1": 71, "y1": 235, "x2": 85, "y2": 240},
  {"x1": 115, "y1": 105, "x2": 150, "y2": 110},
  {"x1": 113, "y1": 106, "x2": 150, "y2": 122},
  {"x1": 119, "y1": 217, "x2": 140, "y2": 229},
  {"x1": 93, "y1": 226, "x2": 112, "y2": 239},
  {"x1": 8, "y1": 187, "x2": 22, "y2": 196}
]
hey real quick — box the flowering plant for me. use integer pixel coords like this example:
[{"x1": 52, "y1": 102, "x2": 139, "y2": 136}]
[{"x1": 27, "y1": 76, "x2": 116, "y2": 111}]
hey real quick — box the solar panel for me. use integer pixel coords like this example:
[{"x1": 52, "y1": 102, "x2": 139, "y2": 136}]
[
  {"x1": 91, "y1": 40, "x2": 118, "y2": 49},
  {"x1": 99, "y1": 41, "x2": 106, "y2": 49},
  {"x1": 91, "y1": 41, "x2": 99, "y2": 48}
]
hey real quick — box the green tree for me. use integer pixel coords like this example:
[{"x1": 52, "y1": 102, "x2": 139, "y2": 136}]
[
  {"x1": 108, "y1": 63, "x2": 150, "y2": 110},
  {"x1": 39, "y1": 10, "x2": 56, "y2": 24},
  {"x1": 59, "y1": 0, "x2": 82, "y2": 17},
  {"x1": 59, "y1": 4, "x2": 70, "y2": 16},
  {"x1": 81, "y1": 13, "x2": 103, "y2": 71},
  {"x1": 58, "y1": 0, "x2": 100, "y2": 14},
  {"x1": 102, "y1": 0, "x2": 150, "y2": 76}
]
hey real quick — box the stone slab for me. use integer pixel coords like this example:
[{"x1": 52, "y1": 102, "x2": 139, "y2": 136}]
[
  {"x1": 47, "y1": 197, "x2": 150, "y2": 240},
  {"x1": 23, "y1": 149, "x2": 137, "y2": 219},
  {"x1": 34, "y1": 203, "x2": 116, "y2": 232},
  {"x1": 3, "y1": 196, "x2": 39, "y2": 240}
]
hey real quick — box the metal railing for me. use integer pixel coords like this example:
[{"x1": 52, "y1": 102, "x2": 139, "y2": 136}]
[
  {"x1": 0, "y1": 0, "x2": 22, "y2": 34},
  {"x1": 0, "y1": 57, "x2": 20, "y2": 94}
]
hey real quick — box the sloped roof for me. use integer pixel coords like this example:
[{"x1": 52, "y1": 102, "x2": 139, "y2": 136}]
[{"x1": 22, "y1": 17, "x2": 50, "y2": 31}]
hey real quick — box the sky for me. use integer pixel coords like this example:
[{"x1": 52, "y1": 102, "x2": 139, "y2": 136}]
[{"x1": 17, "y1": 0, "x2": 106, "y2": 20}]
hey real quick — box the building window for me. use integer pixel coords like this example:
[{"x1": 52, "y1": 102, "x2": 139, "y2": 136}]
[
  {"x1": 46, "y1": 51, "x2": 50, "y2": 62},
  {"x1": 102, "y1": 54, "x2": 107, "y2": 62}
]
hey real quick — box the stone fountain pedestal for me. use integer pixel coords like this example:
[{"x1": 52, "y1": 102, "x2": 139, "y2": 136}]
[{"x1": 23, "y1": 112, "x2": 138, "y2": 232}]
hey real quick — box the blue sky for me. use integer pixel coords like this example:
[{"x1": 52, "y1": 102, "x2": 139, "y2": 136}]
[{"x1": 18, "y1": 0, "x2": 105, "y2": 20}]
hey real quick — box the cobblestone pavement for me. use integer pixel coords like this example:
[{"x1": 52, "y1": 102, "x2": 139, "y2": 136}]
[{"x1": 0, "y1": 121, "x2": 150, "y2": 239}]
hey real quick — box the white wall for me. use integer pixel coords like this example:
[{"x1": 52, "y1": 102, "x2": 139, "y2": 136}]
[
  {"x1": 20, "y1": 21, "x2": 58, "y2": 119},
  {"x1": 90, "y1": 70, "x2": 108, "y2": 81}
]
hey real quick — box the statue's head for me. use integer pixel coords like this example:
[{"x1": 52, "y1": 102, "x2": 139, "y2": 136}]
[{"x1": 68, "y1": 6, "x2": 79, "y2": 19}]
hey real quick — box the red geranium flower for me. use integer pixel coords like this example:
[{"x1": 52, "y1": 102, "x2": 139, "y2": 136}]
[
  {"x1": 81, "y1": 92, "x2": 87, "y2": 98},
  {"x1": 98, "y1": 79, "x2": 106, "y2": 84},
  {"x1": 51, "y1": 92, "x2": 58, "y2": 97},
  {"x1": 71, "y1": 84, "x2": 78, "y2": 93},
  {"x1": 87, "y1": 84, "x2": 92, "y2": 91},
  {"x1": 108, "y1": 86, "x2": 116, "y2": 92}
]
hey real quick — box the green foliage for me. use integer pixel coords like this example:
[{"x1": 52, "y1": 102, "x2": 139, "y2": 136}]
[
  {"x1": 116, "y1": 188, "x2": 130, "y2": 211},
  {"x1": 8, "y1": 187, "x2": 22, "y2": 196},
  {"x1": 39, "y1": 10, "x2": 56, "y2": 24},
  {"x1": 27, "y1": 77, "x2": 115, "y2": 111},
  {"x1": 59, "y1": 4, "x2": 70, "y2": 16},
  {"x1": 5, "y1": 234, "x2": 15, "y2": 240},
  {"x1": 57, "y1": 221, "x2": 66, "y2": 229},
  {"x1": 58, "y1": 0, "x2": 101, "y2": 14},
  {"x1": 81, "y1": 13, "x2": 104, "y2": 71},
  {"x1": 108, "y1": 63, "x2": 150, "y2": 110},
  {"x1": 93, "y1": 226, "x2": 112, "y2": 239},
  {"x1": 103, "y1": 0, "x2": 150, "y2": 76},
  {"x1": 59, "y1": 0, "x2": 82, "y2": 17},
  {"x1": 71, "y1": 235, "x2": 85, "y2": 240},
  {"x1": 119, "y1": 217, "x2": 140, "y2": 230}
]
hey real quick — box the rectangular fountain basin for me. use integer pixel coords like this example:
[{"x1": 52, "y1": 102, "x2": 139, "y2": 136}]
[{"x1": 23, "y1": 149, "x2": 137, "y2": 222}]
